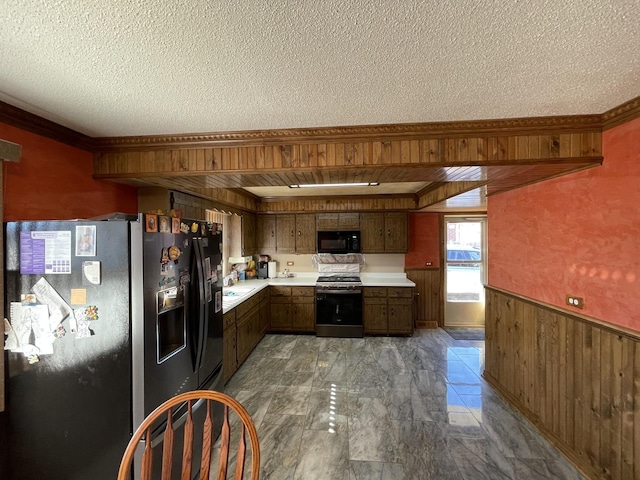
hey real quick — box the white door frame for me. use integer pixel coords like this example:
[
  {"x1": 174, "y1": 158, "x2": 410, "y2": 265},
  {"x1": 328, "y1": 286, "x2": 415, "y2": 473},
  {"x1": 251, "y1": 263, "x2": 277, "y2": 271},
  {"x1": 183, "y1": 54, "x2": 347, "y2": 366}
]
[{"x1": 443, "y1": 215, "x2": 487, "y2": 327}]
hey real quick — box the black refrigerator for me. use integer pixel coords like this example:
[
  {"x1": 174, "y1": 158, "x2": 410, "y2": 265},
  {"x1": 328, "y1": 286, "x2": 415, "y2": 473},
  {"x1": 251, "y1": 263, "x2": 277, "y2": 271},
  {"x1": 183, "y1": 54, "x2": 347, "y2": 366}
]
[{"x1": 0, "y1": 213, "x2": 224, "y2": 480}]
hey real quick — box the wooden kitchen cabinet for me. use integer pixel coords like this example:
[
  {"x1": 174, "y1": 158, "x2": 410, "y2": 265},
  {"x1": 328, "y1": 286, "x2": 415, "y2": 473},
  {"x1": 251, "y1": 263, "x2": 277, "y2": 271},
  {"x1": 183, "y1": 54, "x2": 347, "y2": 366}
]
[
  {"x1": 360, "y1": 212, "x2": 408, "y2": 253},
  {"x1": 384, "y1": 212, "x2": 408, "y2": 253},
  {"x1": 294, "y1": 214, "x2": 316, "y2": 253},
  {"x1": 257, "y1": 214, "x2": 276, "y2": 254},
  {"x1": 363, "y1": 287, "x2": 413, "y2": 335},
  {"x1": 363, "y1": 296, "x2": 387, "y2": 334},
  {"x1": 223, "y1": 310, "x2": 237, "y2": 383},
  {"x1": 276, "y1": 214, "x2": 296, "y2": 253},
  {"x1": 360, "y1": 213, "x2": 385, "y2": 253},
  {"x1": 259, "y1": 287, "x2": 270, "y2": 335},
  {"x1": 235, "y1": 294, "x2": 261, "y2": 364},
  {"x1": 276, "y1": 214, "x2": 315, "y2": 254},
  {"x1": 269, "y1": 286, "x2": 315, "y2": 332},
  {"x1": 316, "y1": 212, "x2": 360, "y2": 230},
  {"x1": 241, "y1": 211, "x2": 256, "y2": 256}
]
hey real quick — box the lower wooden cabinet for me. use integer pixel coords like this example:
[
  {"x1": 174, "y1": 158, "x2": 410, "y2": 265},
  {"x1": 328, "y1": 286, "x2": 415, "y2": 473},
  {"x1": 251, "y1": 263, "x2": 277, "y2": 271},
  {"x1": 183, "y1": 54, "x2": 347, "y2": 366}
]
[
  {"x1": 259, "y1": 287, "x2": 270, "y2": 335},
  {"x1": 223, "y1": 310, "x2": 238, "y2": 383},
  {"x1": 269, "y1": 286, "x2": 315, "y2": 332},
  {"x1": 223, "y1": 288, "x2": 271, "y2": 384},
  {"x1": 363, "y1": 287, "x2": 414, "y2": 335}
]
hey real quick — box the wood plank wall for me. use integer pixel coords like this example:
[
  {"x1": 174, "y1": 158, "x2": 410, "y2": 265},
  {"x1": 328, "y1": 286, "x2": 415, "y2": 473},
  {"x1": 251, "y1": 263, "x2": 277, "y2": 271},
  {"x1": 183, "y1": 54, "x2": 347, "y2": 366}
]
[
  {"x1": 484, "y1": 286, "x2": 639, "y2": 480},
  {"x1": 406, "y1": 268, "x2": 441, "y2": 328},
  {"x1": 94, "y1": 132, "x2": 603, "y2": 177}
]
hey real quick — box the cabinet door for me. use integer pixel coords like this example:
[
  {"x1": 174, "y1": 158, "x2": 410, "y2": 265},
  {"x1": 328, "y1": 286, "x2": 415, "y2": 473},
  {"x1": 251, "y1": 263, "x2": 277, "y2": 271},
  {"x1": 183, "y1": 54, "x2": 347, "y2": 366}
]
[
  {"x1": 338, "y1": 213, "x2": 360, "y2": 230},
  {"x1": 387, "y1": 298, "x2": 413, "y2": 334},
  {"x1": 295, "y1": 214, "x2": 316, "y2": 254},
  {"x1": 257, "y1": 215, "x2": 276, "y2": 254},
  {"x1": 291, "y1": 302, "x2": 315, "y2": 331},
  {"x1": 360, "y1": 212, "x2": 385, "y2": 253},
  {"x1": 223, "y1": 311, "x2": 237, "y2": 382},
  {"x1": 236, "y1": 316, "x2": 253, "y2": 363},
  {"x1": 316, "y1": 213, "x2": 339, "y2": 230},
  {"x1": 241, "y1": 212, "x2": 256, "y2": 256},
  {"x1": 276, "y1": 214, "x2": 296, "y2": 253},
  {"x1": 384, "y1": 212, "x2": 408, "y2": 253},
  {"x1": 270, "y1": 303, "x2": 291, "y2": 330},
  {"x1": 259, "y1": 296, "x2": 270, "y2": 335},
  {"x1": 363, "y1": 298, "x2": 387, "y2": 334}
]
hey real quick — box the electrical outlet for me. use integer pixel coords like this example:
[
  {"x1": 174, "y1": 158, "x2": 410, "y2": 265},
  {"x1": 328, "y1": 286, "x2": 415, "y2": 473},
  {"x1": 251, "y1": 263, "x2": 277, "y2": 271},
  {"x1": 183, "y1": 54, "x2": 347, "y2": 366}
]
[
  {"x1": 287, "y1": 261, "x2": 294, "y2": 266},
  {"x1": 565, "y1": 295, "x2": 584, "y2": 309},
  {"x1": 425, "y1": 261, "x2": 432, "y2": 266}
]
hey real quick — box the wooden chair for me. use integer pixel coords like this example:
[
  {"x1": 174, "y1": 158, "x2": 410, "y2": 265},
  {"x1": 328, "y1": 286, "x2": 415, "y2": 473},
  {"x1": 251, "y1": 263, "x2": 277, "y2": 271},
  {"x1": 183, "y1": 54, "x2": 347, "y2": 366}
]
[{"x1": 117, "y1": 390, "x2": 260, "y2": 480}]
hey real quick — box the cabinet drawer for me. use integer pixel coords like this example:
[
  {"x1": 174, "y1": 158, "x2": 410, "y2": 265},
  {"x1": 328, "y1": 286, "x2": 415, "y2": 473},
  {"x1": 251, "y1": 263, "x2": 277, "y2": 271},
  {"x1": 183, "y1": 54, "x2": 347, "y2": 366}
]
[
  {"x1": 387, "y1": 288, "x2": 413, "y2": 298},
  {"x1": 364, "y1": 287, "x2": 387, "y2": 298},
  {"x1": 236, "y1": 295, "x2": 260, "y2": 319},
  {"x1": 292, "y1": 295, "x2": 314, "y2": 304},
  {"x1": 363, "y1": 297, "x2": 387, "y2": 306},
  {"x1": 291, "y1": 286, "x2": 314, "y2": 297},
  {"x1": 223, "y1": 310, "x2": 236, "y2": 329},
  {"x1": 270, "y1": 286, "x2": 292, "y2": 297}
]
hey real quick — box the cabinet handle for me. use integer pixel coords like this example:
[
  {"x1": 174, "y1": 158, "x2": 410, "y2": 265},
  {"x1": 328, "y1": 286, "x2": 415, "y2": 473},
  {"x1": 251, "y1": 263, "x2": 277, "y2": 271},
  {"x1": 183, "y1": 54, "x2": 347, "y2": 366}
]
[
  {"x1": 291, "y1": 230, "x2": 294, "y2": 236},
  {"x1": 271, "y1": 230, "x2": 274, "y2": 237},
  {"x1": 379, "y1": 229, "x2": 383, "y2": 236},
  {"x1": 298, "y1": 230, "x2": 301, "y2": 236},
  {"x1": 387, "y1": 229, "x2": 391, "y2": 237}
]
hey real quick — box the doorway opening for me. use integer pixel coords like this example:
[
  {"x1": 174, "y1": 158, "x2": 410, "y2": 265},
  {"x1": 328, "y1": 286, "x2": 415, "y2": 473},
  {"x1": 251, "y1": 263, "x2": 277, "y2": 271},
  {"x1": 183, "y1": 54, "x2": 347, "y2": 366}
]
[{"x1": 444, "y1": 216, "x2": 487, "y2": 327}]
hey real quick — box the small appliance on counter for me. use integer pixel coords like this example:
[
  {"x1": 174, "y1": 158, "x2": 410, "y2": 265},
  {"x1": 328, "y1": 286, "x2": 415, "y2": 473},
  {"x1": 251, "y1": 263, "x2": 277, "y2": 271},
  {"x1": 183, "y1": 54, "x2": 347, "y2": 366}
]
[{"x1": 257, "y1": 254, "x2": 270, "y2": 279}]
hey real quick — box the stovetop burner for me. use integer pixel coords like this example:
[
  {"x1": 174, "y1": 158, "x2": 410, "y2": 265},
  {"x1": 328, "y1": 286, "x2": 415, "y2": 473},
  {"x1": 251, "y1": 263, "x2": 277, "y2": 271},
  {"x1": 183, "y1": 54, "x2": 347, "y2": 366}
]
[{"x1": 316, "y1": 275, "x2": 361, "y2": 283}]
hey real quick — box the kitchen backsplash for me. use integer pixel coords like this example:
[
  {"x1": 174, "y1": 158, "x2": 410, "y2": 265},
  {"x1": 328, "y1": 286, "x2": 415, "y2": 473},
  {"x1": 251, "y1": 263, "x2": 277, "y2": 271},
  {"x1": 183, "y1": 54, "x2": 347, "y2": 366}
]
[{"x1": 264, "y1": 254, "x2": 405, "y2": 273}]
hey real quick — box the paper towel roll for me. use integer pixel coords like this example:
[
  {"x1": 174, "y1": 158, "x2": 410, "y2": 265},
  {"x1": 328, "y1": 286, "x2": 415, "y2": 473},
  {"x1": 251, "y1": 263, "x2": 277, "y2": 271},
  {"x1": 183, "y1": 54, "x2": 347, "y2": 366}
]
[{"x1": 268, "y1": 261, "x2": 277, "y2": 279}]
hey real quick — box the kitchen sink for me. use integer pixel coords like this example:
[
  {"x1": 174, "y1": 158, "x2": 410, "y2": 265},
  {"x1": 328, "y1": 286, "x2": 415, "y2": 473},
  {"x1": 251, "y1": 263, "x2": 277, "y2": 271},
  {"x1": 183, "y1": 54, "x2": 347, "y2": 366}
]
[{"x1": 223, "y1": 287, "x2": 255, "y2": 297}]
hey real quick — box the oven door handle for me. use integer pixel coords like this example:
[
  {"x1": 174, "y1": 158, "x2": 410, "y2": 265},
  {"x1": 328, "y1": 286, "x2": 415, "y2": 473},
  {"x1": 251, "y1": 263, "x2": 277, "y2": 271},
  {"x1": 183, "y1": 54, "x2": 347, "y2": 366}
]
[{"x1": 316, "y1": 289, "x2": 362, "y2": 295}]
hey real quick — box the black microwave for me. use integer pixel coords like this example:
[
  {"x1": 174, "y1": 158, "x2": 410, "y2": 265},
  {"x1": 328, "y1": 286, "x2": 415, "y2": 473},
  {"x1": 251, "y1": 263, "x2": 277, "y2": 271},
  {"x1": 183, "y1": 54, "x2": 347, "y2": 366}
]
[{"x1": 317, "y1": 231, "x2": 361, "y2": 254}]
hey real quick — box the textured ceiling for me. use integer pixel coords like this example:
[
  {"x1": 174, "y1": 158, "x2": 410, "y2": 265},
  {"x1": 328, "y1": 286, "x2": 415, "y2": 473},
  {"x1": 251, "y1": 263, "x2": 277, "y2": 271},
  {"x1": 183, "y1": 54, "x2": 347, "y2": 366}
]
[{"x1": 1, "y1": 0, "x2": 639, "y2": 137}]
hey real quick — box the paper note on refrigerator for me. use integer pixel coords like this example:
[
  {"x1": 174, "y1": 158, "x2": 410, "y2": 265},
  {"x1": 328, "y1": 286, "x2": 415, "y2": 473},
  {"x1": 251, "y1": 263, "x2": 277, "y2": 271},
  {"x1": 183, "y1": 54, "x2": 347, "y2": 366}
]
[
  {"x1": 8, "y1": 302, "x2": 55, "y2": 355},
  {"x1": 31, "y1": 277, "x2": 72, "y2": 325}
]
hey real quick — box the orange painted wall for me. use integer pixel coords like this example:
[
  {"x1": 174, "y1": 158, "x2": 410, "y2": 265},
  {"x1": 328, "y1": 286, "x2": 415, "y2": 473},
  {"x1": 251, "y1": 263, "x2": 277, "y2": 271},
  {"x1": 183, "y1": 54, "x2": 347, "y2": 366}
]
[
  {"x1": 488, "y1": 117, "x2": 640, "y2": 331},
  {"x1": 405, "y1": 212, "x2": 440, "y2": 268},
  {"x1": 1, "y1": 123, "x2": 137, "y2": 221}
]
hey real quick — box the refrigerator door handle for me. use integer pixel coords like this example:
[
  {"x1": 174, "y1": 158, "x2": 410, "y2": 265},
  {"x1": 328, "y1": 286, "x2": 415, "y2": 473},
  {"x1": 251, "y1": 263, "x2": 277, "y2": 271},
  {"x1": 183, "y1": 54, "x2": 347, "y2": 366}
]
[
  {"x1": 198, "y1": 240, "x2": 210, "y2": 370},
  {"x1": 192, "y1": 238, "x2": 207, "y2": 374}
]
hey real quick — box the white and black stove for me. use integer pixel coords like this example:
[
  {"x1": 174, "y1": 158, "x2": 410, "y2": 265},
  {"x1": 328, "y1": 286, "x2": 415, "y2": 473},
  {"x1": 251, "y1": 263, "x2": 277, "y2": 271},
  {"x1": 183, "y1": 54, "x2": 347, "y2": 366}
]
[{"x1": 315, "y1": 275, "x2": 363, "y2": 337}]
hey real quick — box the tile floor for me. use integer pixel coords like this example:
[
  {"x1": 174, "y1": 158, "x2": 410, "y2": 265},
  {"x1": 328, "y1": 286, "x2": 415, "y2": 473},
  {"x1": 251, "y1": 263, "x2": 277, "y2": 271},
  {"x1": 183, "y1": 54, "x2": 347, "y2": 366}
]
[{"x1": 223, "y1": 329, "x2": 586, "y2": 480}]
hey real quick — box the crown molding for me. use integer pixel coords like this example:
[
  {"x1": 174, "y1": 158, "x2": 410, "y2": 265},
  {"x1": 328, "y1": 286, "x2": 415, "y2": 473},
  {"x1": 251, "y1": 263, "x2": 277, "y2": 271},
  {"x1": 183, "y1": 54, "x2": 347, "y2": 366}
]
[
  {"x1": 0, "y1": 101, "x2": 93, "y2": 151},
  {"x1": 2, "y1": 96, "x2": 638, "y2": 152},
  {"x1": 601, "y1": 96, "x2": 640, "y2": 131},
  {"x1": 92, "y1": 114, "x2": 603, "y2": 151}
]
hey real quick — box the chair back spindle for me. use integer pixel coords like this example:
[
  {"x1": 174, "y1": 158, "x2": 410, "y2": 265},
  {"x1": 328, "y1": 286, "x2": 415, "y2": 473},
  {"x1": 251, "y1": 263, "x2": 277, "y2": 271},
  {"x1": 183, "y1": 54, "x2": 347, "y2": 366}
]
[{"x1": 117, "y1": 390, "x2": 260, "y2": 480}]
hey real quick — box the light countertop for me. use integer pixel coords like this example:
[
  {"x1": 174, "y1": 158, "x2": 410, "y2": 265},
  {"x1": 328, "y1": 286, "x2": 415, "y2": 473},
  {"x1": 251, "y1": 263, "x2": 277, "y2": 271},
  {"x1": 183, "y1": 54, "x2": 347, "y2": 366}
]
[{"x1": 222, "y1": 273, "x2": 415, "y2": 313}]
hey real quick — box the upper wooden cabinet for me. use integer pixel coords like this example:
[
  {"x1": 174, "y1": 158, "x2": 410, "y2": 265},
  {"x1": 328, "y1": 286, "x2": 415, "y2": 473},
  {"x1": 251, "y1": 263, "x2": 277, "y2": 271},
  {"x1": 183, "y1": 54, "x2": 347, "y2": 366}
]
[
  {"x1": 259, "y1": 213, "x2": 316, "y2": 254},
  {"x1": 241, "y1": 211, "x2": 256, "y2": 256},
  {"x1": 276, "y1": 214, "x2": 316, "y2": 254},
  {"x1": 360, "y1": 212, "x2": 408, "y2": 253},
  {"x1": 316, "y1": 212, "x2": 360, "y2": 230},
  {"x1": 257, "y1": 214, "x2": 276, "y2": 254},
  {"x1": 276, "y1": 214, "x2": 296, "y2": 254},
  {"x1": 294, "y1": 214, "x2": 316, "y2": 254}
]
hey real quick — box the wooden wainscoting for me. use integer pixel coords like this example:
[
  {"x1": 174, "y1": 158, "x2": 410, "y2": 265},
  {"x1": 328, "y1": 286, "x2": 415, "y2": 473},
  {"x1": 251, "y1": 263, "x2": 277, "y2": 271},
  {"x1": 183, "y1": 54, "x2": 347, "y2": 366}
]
[
  {"x1": 484, "y1": 286, "x2": 639, "y2": 480},
  {"x1": 406, "y1": 268, "x2": 441, "y2": 328}
]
